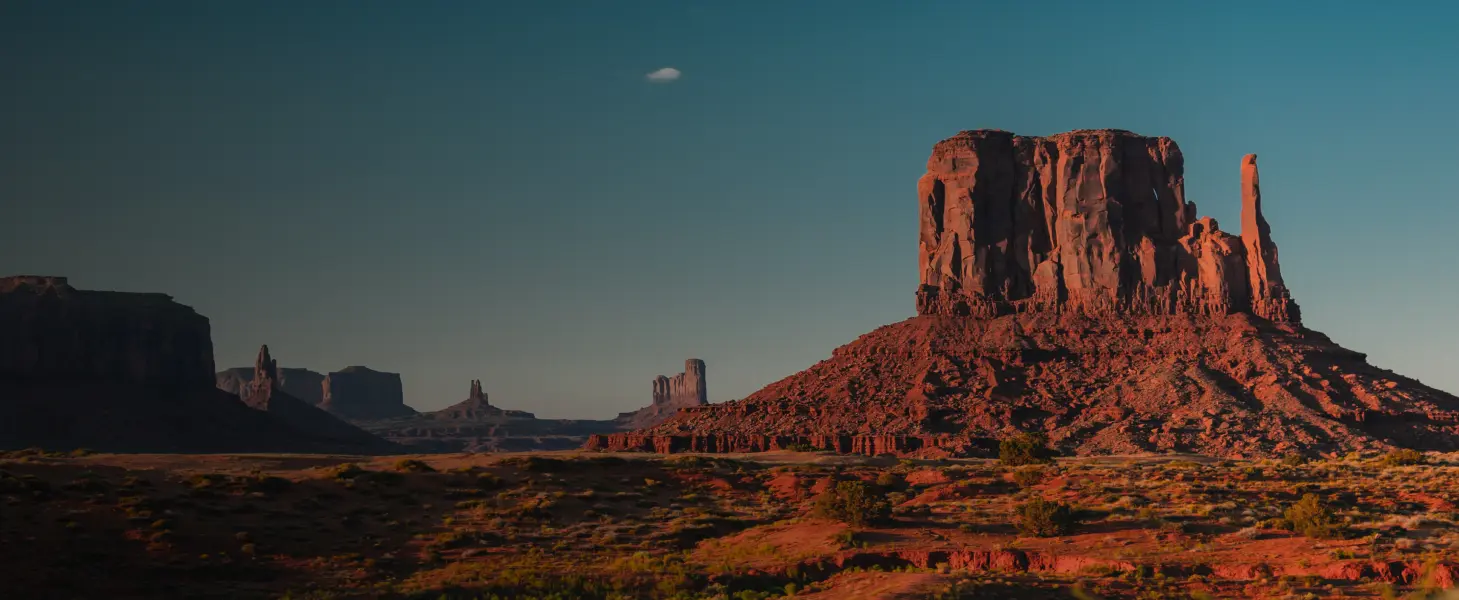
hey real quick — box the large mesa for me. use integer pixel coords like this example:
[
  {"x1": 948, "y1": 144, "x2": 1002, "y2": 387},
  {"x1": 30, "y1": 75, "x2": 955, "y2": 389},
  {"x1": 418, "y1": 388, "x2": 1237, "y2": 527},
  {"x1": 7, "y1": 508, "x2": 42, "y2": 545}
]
[
  {"x1": 587, "y1": 130, "x2": 1459, "y2": 459},
  {"x1": 915, "y1": 130, "x2": 1298, "y2": 322}
]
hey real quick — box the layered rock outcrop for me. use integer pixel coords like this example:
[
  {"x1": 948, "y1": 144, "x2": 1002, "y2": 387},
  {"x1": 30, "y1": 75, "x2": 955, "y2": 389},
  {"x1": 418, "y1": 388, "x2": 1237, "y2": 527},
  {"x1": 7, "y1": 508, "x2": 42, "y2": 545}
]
[
  {"x1": 0, "y1": 276, "x2": 214, "y2": 387},
  {"x1": 914, "y1": 130, "x2": 1299, "y2": 322},
  {"x1": 216, "y1": 366, "x2": 325, "y2": 405},
  {"x1": 320, "y1": 366, "x2": 415, "y2": 420},
  {"x1": 0, "y1": 277, "x2": 390, "y2": 453},
  {"x1": 587, "y1": 130, "x2": 1459, "y2": 458},
  {"x1": 239, "y1": 346, "x2": 396, "y2": 451},
  {"x1": 615, "y1": 359, "x2": 709, "y2": 429},
  {"x1": 358, "y1": 379, "x2": 612, "y2": 452}
]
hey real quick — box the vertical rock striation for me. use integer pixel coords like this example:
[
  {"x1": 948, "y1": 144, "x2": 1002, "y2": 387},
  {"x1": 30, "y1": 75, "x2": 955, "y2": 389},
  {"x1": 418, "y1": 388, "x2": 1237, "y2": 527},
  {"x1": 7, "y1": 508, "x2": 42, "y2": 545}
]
[
  {"x1": 0, "y1": 275, "x2": 215, "y2": 386},
  {"x1": 617, "y1": 359, "x2": 709, "y2": 429},
  {"x1": 915, "y1": 130, "x2": 1300, "y2": 322}
]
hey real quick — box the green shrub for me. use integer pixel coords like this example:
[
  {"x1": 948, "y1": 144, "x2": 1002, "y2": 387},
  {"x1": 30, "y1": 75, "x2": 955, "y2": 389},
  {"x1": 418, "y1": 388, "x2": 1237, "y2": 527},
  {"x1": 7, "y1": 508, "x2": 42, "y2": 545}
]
[
  {"x1": 813, "y1": 480, "x2": 890, "y2": 527},
  {"x1": 874, "y1": 471, "x2": 904, "y2": 490},
  {"x1": 394, "y1": 459, "x2": 436, "y2": 473},
  {"x1": 1379, "y1": 449, "x2": 1425, "y2": 467},
  {"x1": 1281, "y1": 454, "x2": 1309, "y2": 467},
  {"x1": 999, "y1": 433, "x2": 1055, "y2": 466},
  {"x1": 1012, "y1": 466, "x2": 1045, "y2": 487},
  {"x1": 1282, "y1": 493, "x2": 1340, "y2": 539},
  {"x1": 1016, "y1": 497, "x2": 1077, "y2": 537},
  {"x1": 784, "y1": 442, "x2": 817, "y2": 452}
]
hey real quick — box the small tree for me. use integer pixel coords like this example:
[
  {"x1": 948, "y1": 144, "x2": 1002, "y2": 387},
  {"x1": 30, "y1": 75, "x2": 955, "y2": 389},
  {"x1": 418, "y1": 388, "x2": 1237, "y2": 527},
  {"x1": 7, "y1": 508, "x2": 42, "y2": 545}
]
[
  {"x1": 1016, "y1": 497, "x2": 1077, "y2": 537},
  {"x1": 1000, "y1": 432, "x2": 1055, "y2": 466},
  {"x1": 813, "y1": 480, "x2": 890, "y2": 527},
  {"x1": 1282, "y1": 493, "x2": 1340, "y2": 539}
]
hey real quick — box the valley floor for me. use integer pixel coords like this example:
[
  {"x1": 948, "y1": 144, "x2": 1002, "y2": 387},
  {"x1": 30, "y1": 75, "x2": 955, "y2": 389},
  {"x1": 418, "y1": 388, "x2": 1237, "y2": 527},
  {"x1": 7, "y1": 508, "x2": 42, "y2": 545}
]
[{"x1": 2, "y1": 449, "x2": 1458, "y2": 599}]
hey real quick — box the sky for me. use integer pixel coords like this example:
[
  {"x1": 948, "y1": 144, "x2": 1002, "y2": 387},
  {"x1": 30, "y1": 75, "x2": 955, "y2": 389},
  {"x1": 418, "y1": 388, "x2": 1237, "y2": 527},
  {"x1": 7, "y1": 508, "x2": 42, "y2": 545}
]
[{"x1": 3, "y1": 2, "x2": 1458, "y2": 417}]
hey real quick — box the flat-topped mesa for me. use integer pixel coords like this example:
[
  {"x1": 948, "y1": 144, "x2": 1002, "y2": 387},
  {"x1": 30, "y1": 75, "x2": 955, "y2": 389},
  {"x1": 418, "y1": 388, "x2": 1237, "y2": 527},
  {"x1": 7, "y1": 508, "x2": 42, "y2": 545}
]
[
  {"x1": 319, "y1": 366, "x2": 415, "y2": 420},
  {"x1": 915, "y1": 129, "x2": 1300, "y2": 323},
  {"x1": 0, "y1": 275, "x2": 215, "y2": 386}
]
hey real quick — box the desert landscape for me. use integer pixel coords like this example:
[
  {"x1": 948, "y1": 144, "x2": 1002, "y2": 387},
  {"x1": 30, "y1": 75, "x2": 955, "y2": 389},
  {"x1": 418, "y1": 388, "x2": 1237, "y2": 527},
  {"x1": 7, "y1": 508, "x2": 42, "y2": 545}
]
[
  {"x1": 6, "y1": 4, "x2": 1459, "y2": 598},
  {"x1": 3, "y1": 130, "x2": 1458, "y2": 599}
]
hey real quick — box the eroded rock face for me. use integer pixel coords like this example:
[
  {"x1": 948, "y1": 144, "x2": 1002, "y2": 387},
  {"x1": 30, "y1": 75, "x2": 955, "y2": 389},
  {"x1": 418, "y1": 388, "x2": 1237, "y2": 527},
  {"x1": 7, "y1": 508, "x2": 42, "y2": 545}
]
[
  {"x1": 0, "y1": 278, "x2": 391, "y2": 453},
  {"x1": 616, "y1": 359, "x2": 709, "y2": 429},
  {"x1": 216, "y1": 366, "x2": 325, "y2": 405},
  {"x1": 239, "y1": 346, "x2": 396, "y2": 450},
  {"x1": 320, "y1": 366, "x2": 415, "y2": 420},
  {"x1": 586, "y1": 130, "x2": 1459, "y2": 459},
  {"x1": 914, "y1": 130, "x2": 1300, "y2": 322},
  {"x1": 357, "y1": 379, "x2": 615, "y2": 452},
  {"x1": 0, "y1": 276, "x2": 214, "y2": 387}
]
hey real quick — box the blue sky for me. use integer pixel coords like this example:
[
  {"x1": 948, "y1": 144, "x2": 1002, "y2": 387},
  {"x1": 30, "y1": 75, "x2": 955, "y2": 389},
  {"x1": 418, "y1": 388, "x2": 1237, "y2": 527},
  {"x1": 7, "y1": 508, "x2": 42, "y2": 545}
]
[{"x1": 3, "y1": 1, "x2": 1457, "y2": 416}]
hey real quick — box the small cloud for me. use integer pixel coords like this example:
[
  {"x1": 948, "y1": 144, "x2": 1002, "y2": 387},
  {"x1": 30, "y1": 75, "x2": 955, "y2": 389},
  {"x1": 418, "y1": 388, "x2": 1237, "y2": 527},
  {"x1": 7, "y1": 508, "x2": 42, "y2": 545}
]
[{"x1": 645, "y1": 67, "x2": 681, "y2": 83}]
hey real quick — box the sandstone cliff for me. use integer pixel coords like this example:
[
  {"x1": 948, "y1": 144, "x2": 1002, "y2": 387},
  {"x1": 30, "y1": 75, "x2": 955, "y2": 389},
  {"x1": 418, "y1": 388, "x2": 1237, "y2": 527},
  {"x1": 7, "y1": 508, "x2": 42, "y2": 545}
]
[
  {"x1": 586, "y1": 130, "x2": 1459, "y2": 458},
  {"x1": 239, "y1": 346, "x2": 397, "y2": 451},
  {"x1": 0, "y1": 276, "x2": 214, "y2": 386},
  {"x1": 320, "y1": 366, "x2": 415, "y2": 420},
  {"x1": 616, "y1": 359, "x2": 709, "y2": 429},
  {"x1": 914, "y1": 130, "x2": 1299, "y2": 322},
  {"x1": 216, "y1": 366, "x2": 325, "y2": 405},
  {"x1": 0, "y1": 277, "x2": 390, "y2": 453}
]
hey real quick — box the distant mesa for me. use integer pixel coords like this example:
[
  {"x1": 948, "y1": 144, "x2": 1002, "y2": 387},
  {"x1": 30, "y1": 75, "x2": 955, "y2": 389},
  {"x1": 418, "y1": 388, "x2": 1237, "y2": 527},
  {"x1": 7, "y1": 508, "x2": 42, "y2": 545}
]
[
  {"x1": 321, "y1": 366, "x2": 416, "y2": 420},
  {"x1": 0, "y1": 276, "x2": 392, "y2": 453},
  {"x1": 615, "y1": 359, "x2": 708, "y2": 430},
  {"x1": 433, "y1": 379, "x2": 536, "y2": 420},
  {"x1": 217, "y1": 366, "x2": 324, "y2": 405},
  {"x1": 358, "y1": 379, "x2": 606, "y2": 452},
  {"x1": 215, "y1": 363, "x2": 415, "y2": 421},
  {"x1": 237, "y1": 345, "x2": 396, "y2": 451},
  {"x1": 588, "y1": 129, "x2": 1459, "y2": 458}
]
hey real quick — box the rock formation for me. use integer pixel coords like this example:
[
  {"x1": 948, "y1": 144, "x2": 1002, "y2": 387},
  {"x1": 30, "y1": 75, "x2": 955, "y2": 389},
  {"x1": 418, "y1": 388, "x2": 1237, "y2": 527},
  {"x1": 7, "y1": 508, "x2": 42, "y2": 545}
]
[
  {"x1": 358, "y1": 379, "x2": 617, "y2": 452},
  {"x1": 0, "y1": 276, "x2": 214, "y2": 387},
  {"x1": 913, "y1": 130, "x2": 1300, "y2": 322},
  {"x1": 216, "y1": 366, "x2": 325, "y2": 405},
  {"x1": 320, "y1": 366, "x2": 415, "y2": 420},
  {"x1": 0, "y1": 277, "x2": 390, "y2": 453},
  {"x1": 238, "y1": 346, "x2": 397, "y2": 451},
  {"x1": 586, "y1": 130, "x2": 1459, "y2": 458},
  {"x1": 616, "y1": 359, "x2": 709, "y2": 429}
]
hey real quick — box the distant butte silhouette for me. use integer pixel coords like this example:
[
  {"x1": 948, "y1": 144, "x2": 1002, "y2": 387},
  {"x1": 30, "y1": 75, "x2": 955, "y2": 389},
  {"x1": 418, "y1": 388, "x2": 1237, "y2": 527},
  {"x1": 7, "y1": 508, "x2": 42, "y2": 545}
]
[{"x1": 588, "y1": 129, "x2": 1459, "y2": 459}]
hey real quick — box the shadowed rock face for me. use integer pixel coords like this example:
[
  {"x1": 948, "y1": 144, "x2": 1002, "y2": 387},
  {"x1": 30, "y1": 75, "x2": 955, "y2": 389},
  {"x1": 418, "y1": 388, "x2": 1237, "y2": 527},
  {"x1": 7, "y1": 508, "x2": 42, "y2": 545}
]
[
  {"x1": 0, "y1": 277, "x2": 393, "y2": 453},
  {"x1": 239, "y1": 346, "x2": 397, "y2": 451},
  {"x1": 914, "y1": 130, "x2": 1299, "y2": 322},
  {"x1": 356, "y1": 379, "x2": 616, "y2": 452},
  {"x1": 616, "y1": 359, "x2": 708, "y2": 429},
  {"x1": 0, "y1": 276, "x2": 214, "y2": 387},
  {"x1": 320, "y1": 366, "x2": 415, "y2": 420},
  {"x1": 216, "y1": 366, "x2": 325, "y2": 405},
  {"x1": 587, "y1": 130, "x2": 1459, "y2": 459}
]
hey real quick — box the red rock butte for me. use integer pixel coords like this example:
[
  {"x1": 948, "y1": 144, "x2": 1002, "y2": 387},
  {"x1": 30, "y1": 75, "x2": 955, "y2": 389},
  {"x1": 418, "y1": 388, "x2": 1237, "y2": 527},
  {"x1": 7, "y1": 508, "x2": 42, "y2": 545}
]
[
  {"x1": 587, "y1": 129, "x2": 1459, "y2": 458},
  {"x1": 914, "y1": 129, "x2": 1297, "y2": 323}
]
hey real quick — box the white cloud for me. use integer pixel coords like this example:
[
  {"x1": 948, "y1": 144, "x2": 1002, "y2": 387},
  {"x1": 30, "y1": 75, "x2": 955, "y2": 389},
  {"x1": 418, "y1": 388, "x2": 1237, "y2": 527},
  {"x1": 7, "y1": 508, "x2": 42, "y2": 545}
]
[{"x1": 645, "y1": 67, "x2": 681, "y2": 83}]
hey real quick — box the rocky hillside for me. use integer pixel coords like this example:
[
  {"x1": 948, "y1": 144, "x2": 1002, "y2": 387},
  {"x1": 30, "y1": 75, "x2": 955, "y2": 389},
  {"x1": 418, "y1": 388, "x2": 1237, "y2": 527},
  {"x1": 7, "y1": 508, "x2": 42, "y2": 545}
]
[{"x1": 589, "y1": 130, "x2": 1459, "y2": 458}]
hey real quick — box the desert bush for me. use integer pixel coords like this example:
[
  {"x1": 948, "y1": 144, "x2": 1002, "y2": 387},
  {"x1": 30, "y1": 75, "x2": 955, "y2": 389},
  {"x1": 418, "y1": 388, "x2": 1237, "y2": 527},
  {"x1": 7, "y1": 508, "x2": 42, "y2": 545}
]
[
  {"x1": 1012, "y1": 466, "x2": 1045, "y2": 487},
  {"x1": 1379, "y1": 449, "x2": 1426, "y2": 467},
  {"x1": 1016, "y1": 497, "x2": 1077, "y2": 537},
  {"x1": 784, "y1": 442, "x2": 817, "y2": 452},
  {"x1": 874, "y1": 471, "x2": 904, "y2": 490},
  {"x1": 1282, "y1": 493, "x2": 1341, "y2": 539},
  {"x1": 394, "y1": 459, "x2": 436, "y2": 473},
  {"x1": 999, "y1": 433, "x2": 1055, "y2": 466},
  {"x1": 1282, "y1": 454, "x2": 1309, "y2": 467},
  {"x1": 813, "y1": 480, "x2": 891, "y2": 527}
]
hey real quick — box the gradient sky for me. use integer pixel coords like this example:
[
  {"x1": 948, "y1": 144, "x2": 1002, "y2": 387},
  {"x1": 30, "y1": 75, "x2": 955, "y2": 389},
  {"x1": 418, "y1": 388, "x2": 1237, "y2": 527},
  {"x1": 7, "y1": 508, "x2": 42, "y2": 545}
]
[{"x1": 4, "y1": 2, "x2": 1458, "y2": 417}]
